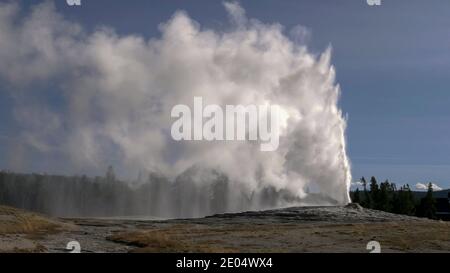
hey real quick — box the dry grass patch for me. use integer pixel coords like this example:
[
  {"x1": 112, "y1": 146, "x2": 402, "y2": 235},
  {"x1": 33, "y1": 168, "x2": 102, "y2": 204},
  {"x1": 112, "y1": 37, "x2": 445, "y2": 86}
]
[
  {"x1": 107, "y1": 220, "x2": 450, "y2": 253},
  {"x1": 107, "y1": 229, "x2": 237, "y2": 253},
  {"x1": 0, "y1": 206, "x2": 69, "y2": 235}
]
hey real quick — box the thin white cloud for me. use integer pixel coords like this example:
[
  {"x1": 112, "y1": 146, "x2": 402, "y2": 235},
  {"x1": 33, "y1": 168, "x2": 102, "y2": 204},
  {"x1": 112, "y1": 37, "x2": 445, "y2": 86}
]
[
  {"x1": 351, "y1": 181, "x2": 363, "y2": 187},
  {"x1": 415, "y1": 182, "x2": 443, "y2": 191}
]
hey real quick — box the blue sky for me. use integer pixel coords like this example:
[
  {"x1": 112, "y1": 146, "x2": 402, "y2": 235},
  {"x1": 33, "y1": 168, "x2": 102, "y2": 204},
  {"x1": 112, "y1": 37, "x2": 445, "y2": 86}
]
[{"x1": 1, "y1": 0, "x2": 450, "y2": 189}]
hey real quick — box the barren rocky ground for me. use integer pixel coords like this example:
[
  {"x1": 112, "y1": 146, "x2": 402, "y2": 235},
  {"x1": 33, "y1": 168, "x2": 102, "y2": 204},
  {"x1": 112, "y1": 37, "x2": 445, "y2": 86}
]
[{"x1": 0, "y1": 204, "x2": 449, "y2": 253}]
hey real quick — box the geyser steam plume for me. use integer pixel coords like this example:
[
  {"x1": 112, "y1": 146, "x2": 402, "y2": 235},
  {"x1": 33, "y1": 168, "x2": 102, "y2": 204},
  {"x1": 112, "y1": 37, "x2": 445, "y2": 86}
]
[{"x1": 0, "y1": 1, "x2": 351, "y2": 216}]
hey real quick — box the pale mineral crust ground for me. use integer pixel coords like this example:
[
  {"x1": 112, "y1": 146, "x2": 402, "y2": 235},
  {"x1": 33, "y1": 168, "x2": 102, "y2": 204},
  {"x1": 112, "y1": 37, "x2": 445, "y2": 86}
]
[{"x1": 0, "y1": 204, "x2": 449, "y2": 253}]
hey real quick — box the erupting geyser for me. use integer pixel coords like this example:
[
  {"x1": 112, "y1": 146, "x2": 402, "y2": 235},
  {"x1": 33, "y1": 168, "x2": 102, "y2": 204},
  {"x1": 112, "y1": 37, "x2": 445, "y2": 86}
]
[{"x1": 0, "y1": 1, "x2": 351, "y2": 218}]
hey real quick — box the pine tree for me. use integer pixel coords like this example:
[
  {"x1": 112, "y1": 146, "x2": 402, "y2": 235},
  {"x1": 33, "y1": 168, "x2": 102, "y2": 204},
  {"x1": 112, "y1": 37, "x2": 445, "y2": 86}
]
[
  {"x1": 106, "y1": 165, "x2": 116, "y2": 183},
  {"x1": 378, "y1": 179, "x2": 394, "y2": 212},
  {"x1": 361, "y1": 176, "x2": 371, "y2": 208},
  {"x1": 393, "y1": 184, "x2": 416, "y2": 216},
  {"x1": 352, "y1": 188, "x2": 361, "y2": 203},
  {"x1": 404, "y1": 184, "x2": 416, "y2": 215},
  {"x1": 421, "y1": 182, "x2": 437, "y2": 219},
  {"x1": 369, "y1": 176, "x2": 379, "y2": 209}
]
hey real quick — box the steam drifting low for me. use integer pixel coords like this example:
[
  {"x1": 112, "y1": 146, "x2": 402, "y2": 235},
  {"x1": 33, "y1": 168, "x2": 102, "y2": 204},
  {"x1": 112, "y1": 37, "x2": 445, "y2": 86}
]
[{"x1": 0, "y1": 1, "x2": 351, "y2": 217}]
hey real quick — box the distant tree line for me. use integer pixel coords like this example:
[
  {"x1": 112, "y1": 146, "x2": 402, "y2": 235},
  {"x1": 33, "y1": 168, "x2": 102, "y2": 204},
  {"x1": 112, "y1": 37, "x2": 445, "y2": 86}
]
[
  {"x1": 351, "y1": 176, "x2": 437, "y2": 219},
  {"x1": 0, "y1": 167, "x2": 301, "y2": 219}
]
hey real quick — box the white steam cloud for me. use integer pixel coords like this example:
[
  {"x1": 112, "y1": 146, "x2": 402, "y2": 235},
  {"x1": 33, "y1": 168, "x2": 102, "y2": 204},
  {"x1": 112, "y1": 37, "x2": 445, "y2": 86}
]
[{"x1": 0, "y1": 1, "x2": 351, "y2": 209}]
